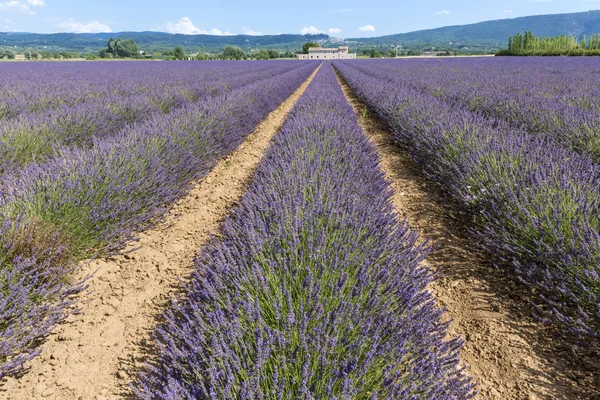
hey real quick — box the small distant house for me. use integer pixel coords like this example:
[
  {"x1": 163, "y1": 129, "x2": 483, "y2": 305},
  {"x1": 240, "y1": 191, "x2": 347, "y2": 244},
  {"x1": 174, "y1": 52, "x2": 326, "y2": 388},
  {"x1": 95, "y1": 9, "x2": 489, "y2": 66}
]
[
  {"x1": 297, "y1": 46, "x2": 356, "y2": 60},
  {"x1": 14, "y1": 54, "x2": 25, "y2": 61}
]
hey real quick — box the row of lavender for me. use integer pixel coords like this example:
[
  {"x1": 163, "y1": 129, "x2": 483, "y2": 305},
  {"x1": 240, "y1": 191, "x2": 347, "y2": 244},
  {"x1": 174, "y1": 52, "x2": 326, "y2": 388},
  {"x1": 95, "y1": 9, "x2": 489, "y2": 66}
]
[
  {"x1": 348, "y1": 58, "x2": 600, "y2": 162},
  {"x1": 135, "y1": 64, "x2": 475, "y2": 399},
  {"x1": 0, "y1": 61, "x2": 305, "y2": 174},
  {"x1": 0, "y1": 61, "x2": 319, "y2": 377},
  {"x1": 0, "y1": 61, "x2": 305, "y2": 119},
  {"x1": 333, "y1": 59, "x2": 600, "y2": 343}
]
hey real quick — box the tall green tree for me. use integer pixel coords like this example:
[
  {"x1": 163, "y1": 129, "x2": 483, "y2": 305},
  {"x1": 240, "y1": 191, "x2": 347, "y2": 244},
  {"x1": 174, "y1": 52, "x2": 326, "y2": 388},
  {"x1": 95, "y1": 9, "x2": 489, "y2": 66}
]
[
  {"x1": 223, "y1": 46, "x2": 245, "y2": 60},
  {"x1": 100, "y1": 38, "x2": 140, "y2": 58},
  {"x1": 255, "y1": 49, "x2": 270, "y2": 60},
  {"x1": 173, "y1": 46, "x2": 185, "y2": 60},
  {"x1": 504, "y1": 30, "x2": 600, "y2": 55},
  {"x1": 302, "y1": 42, "x2": 320, "y2": 54}
]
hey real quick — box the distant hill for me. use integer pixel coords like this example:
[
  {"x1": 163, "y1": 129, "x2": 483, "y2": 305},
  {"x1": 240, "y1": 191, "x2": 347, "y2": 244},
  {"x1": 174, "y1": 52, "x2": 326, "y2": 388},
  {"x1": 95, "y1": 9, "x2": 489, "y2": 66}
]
[
  {"x1": 1, "y1": 10, "x2": 600, "y2": 54},
  {"x1": 351, "y1": 10, "x2": 600, "y2": 52},
  {"x1": 0, "y1": 32, "x2": 329, "y2": 54}
]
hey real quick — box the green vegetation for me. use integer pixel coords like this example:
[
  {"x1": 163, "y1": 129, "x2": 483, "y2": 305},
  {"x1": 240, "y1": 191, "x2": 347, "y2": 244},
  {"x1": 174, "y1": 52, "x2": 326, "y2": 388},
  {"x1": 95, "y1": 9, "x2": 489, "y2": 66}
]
[
  {"x1": 0, "y1": 48, "x2": 15, "y2": 59},
  {"x1": 3, "y1": 10, "x2": 600, "y2": 57},
  {"x1": 38, "y1": 50, "x2": 80, "y2": 59},
  {"x1": 302, "y1": 41, "x2": 320, "y2": 53},
  {"x1": 0, "y1": 31, "x2": 328, "y2": 55},
  {"x1": 99, "y1": 38, "x2": 140, "y2": 59},
  {"x1": 222, "y1": 45, "x2": 245, "y2": 60},
  {"x1": 357, "y1": 48, "x2": 426, "y2": 57},
  {"x1": 497, "y1": 31, "x2": 600, "y2": 56},
  {"x1": 172, "y1": 46, "x2": 185, "y2": 60},
  {"x1": 349, "y1": 10, "x2": 600, "y2": 54}
]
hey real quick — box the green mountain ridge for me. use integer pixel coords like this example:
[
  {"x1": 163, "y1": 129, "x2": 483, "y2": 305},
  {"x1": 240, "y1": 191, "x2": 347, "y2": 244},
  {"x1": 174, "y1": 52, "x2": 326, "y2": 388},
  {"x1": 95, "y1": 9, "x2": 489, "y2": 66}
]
[
  {"x1": 0, "y1": 31, "x2": 329, "y2": 54},
  {"x1": 351, "y1": 10, "x2": 600, "y2": 51},
  {"x1": 1, "y1": 10, "x2": 600, "y2": 54}
]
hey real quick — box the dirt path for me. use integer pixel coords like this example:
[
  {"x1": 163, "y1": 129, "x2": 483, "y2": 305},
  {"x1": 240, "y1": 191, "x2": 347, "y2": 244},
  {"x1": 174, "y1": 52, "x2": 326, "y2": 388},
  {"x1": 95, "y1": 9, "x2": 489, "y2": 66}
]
[
  {"x1": 335, "y1": 67, "x2": 600, "y2": 400},
  {"x1": 1, "y1": 64, "x2": 321, "y2": 400}
]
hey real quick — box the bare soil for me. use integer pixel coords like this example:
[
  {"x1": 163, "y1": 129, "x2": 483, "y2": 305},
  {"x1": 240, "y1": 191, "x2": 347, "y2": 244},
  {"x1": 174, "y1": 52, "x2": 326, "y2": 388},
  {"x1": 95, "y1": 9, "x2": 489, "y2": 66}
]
[
  {"x1": 0, "y1": 64, "x2": 321, "y2": 400},
  {"x1": 335, "y1": 67, "x2": 600, "y2": 400}
]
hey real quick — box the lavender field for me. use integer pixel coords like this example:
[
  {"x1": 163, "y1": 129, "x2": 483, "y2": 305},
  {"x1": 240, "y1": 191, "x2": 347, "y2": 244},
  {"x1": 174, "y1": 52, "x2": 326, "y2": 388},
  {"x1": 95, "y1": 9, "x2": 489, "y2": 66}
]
[
  {"x1": 135, "y1": 63, "x2": 474, "y2": 399},
  {"x1": 333, "y1": 57, "x2": 600, "y2": 344},
  {"x1": 1, "y1": 57, "x2": 599, "y2": 399},
  {"x1": 0, "y1": 60, "x2": 318, "y2": 378}
]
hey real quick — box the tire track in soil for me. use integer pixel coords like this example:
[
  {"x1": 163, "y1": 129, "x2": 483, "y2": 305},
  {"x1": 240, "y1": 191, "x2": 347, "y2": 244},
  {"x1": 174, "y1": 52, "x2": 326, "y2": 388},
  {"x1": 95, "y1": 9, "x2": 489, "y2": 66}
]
[
  {"x1": 334, "y1": 65, "x2": 600, "y2": 400},
  {"x1": 0, "y1": 63, "x2": 322, "y2": 400}
]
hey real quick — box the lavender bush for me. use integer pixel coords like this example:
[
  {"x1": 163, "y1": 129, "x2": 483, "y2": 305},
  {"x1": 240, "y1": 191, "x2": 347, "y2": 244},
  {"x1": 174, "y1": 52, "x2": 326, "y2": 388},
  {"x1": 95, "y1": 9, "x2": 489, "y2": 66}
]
[
  {"x1": 333, "y1": 59, "x2": 600, "y2": 343},
  {"x1": 0, "y1": 61, "x2": 306, "y2": 173},
  {"x1": 1, "y1": 62, "x2": 317, "y2": 258},
  {"x1": 0, "y1": 216, "x2": 84, "y2": 378},
  {"x1": 342, "y1": 58, "x2": 600, "y2": 163},
  {"x1": 0, "y1": 61, "x2": 301, "y2": 120},
  {"x1": 136, "y1": 64, "x2": 474, "y2": 399},
  {"x1": 0, "y1": 61, "x2": 318, "y2": 377}
]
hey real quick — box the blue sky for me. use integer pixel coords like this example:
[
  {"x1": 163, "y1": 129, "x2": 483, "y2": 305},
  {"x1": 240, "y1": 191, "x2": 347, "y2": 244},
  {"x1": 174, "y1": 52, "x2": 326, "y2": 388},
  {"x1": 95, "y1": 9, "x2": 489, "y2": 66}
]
[{"x1": 1, "y1": 0, "x2": 599, "y2": 37}]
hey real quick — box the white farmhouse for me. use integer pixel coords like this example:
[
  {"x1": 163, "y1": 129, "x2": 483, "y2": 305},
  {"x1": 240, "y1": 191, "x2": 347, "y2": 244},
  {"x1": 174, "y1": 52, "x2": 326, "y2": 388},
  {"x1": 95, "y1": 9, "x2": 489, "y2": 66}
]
[{"x1": 297, "y1": 46, "x2": 356, "y2": 60}]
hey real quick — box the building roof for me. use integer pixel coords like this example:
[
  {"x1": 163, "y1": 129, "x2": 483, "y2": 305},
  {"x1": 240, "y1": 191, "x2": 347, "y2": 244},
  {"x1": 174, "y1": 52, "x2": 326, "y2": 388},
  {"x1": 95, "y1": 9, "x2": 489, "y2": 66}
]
[{"x1": 308, "y1": 46, "x2": 349, "y2": 53}]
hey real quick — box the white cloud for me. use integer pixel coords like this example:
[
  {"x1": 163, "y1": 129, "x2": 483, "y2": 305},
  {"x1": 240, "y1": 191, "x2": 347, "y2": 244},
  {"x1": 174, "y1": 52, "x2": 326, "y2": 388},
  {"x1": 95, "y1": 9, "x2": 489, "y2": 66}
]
[
  {"x1": 207, "y1": 28, "x2": 230, "y2": 36},
  {"x1": 27, "y1": 0, "x2": 45, "y2": 5},
  {"x1": 4, "y1": 18, "x2": 15, "y2": 24},
  {"x1": 242, "y1": 27, "x2": 262, "y2": 36},
  {"x1": 300, "y1": 26, "x2": 323, "y2": 34},
  {"x1": 203, "y1": 28, "x2": 233, "y2": 36},
  {"x1": 504, "y1": 9, "x2": 514, "y2": 14},
  {"x1": 160, "y1": 17, "x2": 231, "y2": 35},
  {"x1": 55, "y1": 19, "x2": 112, "y2": 33},
  {"x1": 434, "y1": 10, "x2": 450, "y2": 15},
  {"x1": 0, "y1": 1, "x2": 34, "y2": 15},
  {"x1": 328, "y1": 27, "x2": 341, "y2": 34},
  {"x1": 358, "y1": 25, "x2": 375, "y2": 32},
  {"x1": 161, "y1": 17, "x2": 201, "y2": 34}
]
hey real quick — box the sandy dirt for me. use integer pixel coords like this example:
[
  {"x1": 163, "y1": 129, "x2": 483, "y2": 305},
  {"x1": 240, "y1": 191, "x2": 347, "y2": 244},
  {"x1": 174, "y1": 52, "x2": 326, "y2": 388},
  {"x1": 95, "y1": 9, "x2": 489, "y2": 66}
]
[
  {"x1": 0, "y1": 64, "x2": 321, "y2": 400},
  {"x1": 335, "y1": 67, "x2": 600, "y2": 400}
]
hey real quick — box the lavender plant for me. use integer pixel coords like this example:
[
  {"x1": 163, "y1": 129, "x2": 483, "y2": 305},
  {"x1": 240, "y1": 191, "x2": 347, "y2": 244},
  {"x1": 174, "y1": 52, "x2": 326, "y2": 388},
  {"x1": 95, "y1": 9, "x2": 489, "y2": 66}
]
[
  {"x1": 0, "y1": 61, "x2": 301, "y2": 120},
  {"x1": 333, "y1": 59, "x2": 600, "y2": 343},
  {"x1": 135, "y1": 64, "x2": 474, "y2": 399},
  {"x1": 0, "y1": 216, "x2": 84, "y2": 378},
  {"x1": 0, "y1": 61, "x2": 319, "y2": 377},
  {"x1": 0, "y1": 61, "x2": 308, "y2": 173},
  {"x1": 342, "y1": 58, "x2": 600, "y2": 163},
  {"x1": 1, "y1": 62, "x2": 317, "y2": 259}
]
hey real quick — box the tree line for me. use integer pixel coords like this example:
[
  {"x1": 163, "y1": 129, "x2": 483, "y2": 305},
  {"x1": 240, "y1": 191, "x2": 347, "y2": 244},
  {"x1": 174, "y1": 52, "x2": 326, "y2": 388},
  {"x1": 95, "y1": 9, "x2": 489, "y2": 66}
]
[
  {"x1": 498, "y1": 31, "x2": 600, "y2": 56},
  {"x1": 0, "y1": 48, "x2": 82, "y2": 60},
  {"x1": 94, "y1": 38, "x2": 297, "y2": 60}
]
